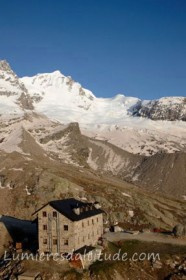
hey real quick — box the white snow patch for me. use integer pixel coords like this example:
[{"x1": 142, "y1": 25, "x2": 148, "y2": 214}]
[
  {"x1": 87, "y1": 148, "x2": 98, "y2": 170},
  {"x1": 122, "y1": 192, "x2": 132, "y2": 198},
  {"x1": 10, "y1": 168, "x2": 23, "y2": 171},
  {"x1": 25, "y1": 186, "x2": 31, "y2": 196}
]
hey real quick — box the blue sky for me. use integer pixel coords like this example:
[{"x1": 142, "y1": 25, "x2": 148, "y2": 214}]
[{"x1": 0, "y1": 0, "x2": 186, "y2": 99}]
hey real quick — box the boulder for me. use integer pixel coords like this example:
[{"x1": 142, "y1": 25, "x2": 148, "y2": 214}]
[{"x1": 173, "y1": 224, "x2": 186, "y2": 237}]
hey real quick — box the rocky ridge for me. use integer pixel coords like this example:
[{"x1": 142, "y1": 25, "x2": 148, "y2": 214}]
[{"x1": 136, "y1": 97, "x2": 186, "y2": 121}]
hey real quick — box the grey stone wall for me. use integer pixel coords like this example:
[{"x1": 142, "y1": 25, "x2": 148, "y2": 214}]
[{"x1": 38, "y1": 205, "x2": 103, "y2": 254}]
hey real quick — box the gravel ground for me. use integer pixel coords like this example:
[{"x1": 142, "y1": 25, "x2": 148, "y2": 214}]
[{"x1": 104, "y1": 232, "x2": 186, "y2": 246}]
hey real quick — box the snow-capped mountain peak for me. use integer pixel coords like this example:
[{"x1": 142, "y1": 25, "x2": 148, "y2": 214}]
[
  {"x1": 0, "y1": 60, "x2": 11, "y2": 71},
  {"x1": 0, "y1": 60, "x2": 186, "y2": 157},
  {"x1": 21, "y1": 70, "x2": 96, "y2": 114},
  {"x1": 23, "y1": 70, "x2": 65, "y2": 88},
  {"x1": 0, "y1": 60, "x2": 26, "y2": 94},
  {"x1": 138, "y1": 96, "x2": 186, "y2": 121},
  {"x1": 21, "y1": 70, "x2": 94, "y2": 97},
  {"x1": 0, "y1": 60, "x2": 31, "y2": 115}
]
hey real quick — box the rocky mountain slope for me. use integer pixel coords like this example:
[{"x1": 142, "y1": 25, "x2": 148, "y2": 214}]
[
  {"x1": 136, "y1": 97, "x2": 186, "y2": 121},
  {"x1": 0, "y1": 111, "x2": 185, "y2": 201},
  {"x1": 0, "y1": 59, "x2": 185, "y2": 212},
  {"x1": 131, "y1": 152, "x2": 186, "y2": 198},
  {"x1": 0, "y1": 120, "x2": 185, "y2": 230}
]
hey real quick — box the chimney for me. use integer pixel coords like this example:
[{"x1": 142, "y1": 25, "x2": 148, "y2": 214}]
[
  {"x1": 73, "y1": 207, "x2": 80, "y2": 215},
  {"x1": 72, "y1": 203, "x2": 81, "y2": 215},
  {"x1": 94, "y1": 202, "x2": 101, "y2": 209}
]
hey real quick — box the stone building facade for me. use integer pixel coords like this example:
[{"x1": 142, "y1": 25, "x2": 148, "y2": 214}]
[{"x1": 34, "y1": 198, "x2": 104, "y2": 254}]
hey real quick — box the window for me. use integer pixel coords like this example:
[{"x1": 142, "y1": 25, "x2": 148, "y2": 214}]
[
  {"x1": 64, "y1": 225, "x2": 68, "y2": 231},
  {"x1": 92, "y1": 219, "x2": 94, "y2": 225},
  {"x1": 88, "y1": 234, "x2": 90, "y2": 239},
  {"x1": 87, "y1": 220, "x2": 89, "y2": 226},
  {"x1": 82, "y1": 222, "x2": 84, "y2": 228},
  {"x1": 43, "y1": 225, "x2": 47, "y2": 230},
  {"x1": 43, "y1": 239, "x2": 47, "y2": 245},
  {"x1": 82, "y1": 236, "x2": 85, "y2": 242},
  {"x1": 64, "y1": 239, "x2": 68, "y2": 246},
  {"x1": 97, "y1": 217, "x2": 99, "y2": 223},
  {"x1": 53, "y1": 239, "x2": 57, "y2": 245},
  {"x1": 43, "y1": 211, "x2": 47, "y2": 217},
  {"x1": 53, "y1": 211, "x2": 57, "y2": 218}
]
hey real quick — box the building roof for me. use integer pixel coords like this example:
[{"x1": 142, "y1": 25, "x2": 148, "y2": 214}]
[{"x1": 33, "y1": 198, "x2": 104, "y2": 222}]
